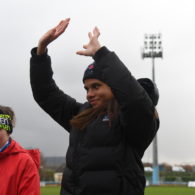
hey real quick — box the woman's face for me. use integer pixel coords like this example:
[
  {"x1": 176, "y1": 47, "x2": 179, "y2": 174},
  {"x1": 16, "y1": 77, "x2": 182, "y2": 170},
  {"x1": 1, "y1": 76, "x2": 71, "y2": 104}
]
[{"x1": 84, "y1": 79, "x2": 114, "y2": 108}]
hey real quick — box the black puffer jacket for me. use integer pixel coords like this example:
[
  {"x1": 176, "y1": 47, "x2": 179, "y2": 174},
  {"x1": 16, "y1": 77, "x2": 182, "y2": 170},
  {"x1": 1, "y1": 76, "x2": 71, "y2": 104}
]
[{"x1": 30, "y1": 47, "x2": 159, "y2": 195}]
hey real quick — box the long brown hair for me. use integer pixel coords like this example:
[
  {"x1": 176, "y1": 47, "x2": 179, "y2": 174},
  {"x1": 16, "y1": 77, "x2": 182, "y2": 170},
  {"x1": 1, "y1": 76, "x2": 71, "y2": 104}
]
[{"x1": 70, "y1": 99, "x2": 119, "y2": 130}]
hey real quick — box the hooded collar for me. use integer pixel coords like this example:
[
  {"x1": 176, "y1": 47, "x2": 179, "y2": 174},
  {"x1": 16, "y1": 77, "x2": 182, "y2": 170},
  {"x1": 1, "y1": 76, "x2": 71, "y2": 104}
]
[{"x1": 0, "y1": 139, "x2": 40, "y2": 169}]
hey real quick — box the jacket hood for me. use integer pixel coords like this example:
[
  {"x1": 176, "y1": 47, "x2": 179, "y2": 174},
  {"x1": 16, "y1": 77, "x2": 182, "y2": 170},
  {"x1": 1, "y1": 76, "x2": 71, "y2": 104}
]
[
  {"x1": 0, "y1": 139, "x2": 40, "y2": 169},
  {"x1": 137, "y1": 78, "x2": 159, "y2": 106}
]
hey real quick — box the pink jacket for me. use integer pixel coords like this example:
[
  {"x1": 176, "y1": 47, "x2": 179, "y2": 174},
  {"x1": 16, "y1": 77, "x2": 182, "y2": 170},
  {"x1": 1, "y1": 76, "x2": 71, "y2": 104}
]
[{"x1": 0, "y1": 139, "x2": 40, "y2": 195}]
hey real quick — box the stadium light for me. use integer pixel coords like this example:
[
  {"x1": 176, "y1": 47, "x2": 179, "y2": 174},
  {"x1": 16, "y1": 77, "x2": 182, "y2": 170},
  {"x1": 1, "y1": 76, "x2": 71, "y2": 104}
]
[{"x1": 141, "y1": 33, "x2": 163, "y2": 185}]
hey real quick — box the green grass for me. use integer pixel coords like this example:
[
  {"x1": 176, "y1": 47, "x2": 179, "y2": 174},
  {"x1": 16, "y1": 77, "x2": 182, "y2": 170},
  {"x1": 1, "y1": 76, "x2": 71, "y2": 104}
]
[
  {"x1": 145, "y1": 186, "x2": 195, "y2": 195},
  {"x1": 41, "y1": 186, "x2": 60, "y2": 195},
  {"x1": 41, "y1": 186, "x2": 195, "y2": 195}
]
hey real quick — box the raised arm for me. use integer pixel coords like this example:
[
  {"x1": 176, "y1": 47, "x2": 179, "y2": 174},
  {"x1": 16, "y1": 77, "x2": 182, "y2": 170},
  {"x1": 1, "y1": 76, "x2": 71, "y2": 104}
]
[
  {"x1": 37, "y1": 18, "x2": 70, "y2": 55},
  {"x1": 77, "y1": 27, "x2": 153, "y2": 112},
  {"x1": 76, "y1": 26, "x2": 101, "y2": 56},
  {"x1": 30, "y1": 19, "x2": 82, "y2": 132}
]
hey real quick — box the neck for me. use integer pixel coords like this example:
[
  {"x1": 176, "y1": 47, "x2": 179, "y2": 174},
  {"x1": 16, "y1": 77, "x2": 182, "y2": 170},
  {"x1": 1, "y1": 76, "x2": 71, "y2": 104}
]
[{"x1": 0, "y1": 133, "x2": 9, "y2": 148}]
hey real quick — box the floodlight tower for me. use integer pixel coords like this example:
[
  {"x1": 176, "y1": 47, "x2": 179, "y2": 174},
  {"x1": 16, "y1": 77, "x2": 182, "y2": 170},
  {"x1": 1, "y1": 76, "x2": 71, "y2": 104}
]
[{"x1": 141, "y1": 33, "x2": 163, "y2": 185}]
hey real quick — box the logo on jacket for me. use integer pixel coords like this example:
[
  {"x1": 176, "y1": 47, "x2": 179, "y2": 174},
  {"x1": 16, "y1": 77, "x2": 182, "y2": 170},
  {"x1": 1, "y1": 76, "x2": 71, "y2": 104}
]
[{"x1": 102, "y1": 114, "x2": 109, "y2": 122}]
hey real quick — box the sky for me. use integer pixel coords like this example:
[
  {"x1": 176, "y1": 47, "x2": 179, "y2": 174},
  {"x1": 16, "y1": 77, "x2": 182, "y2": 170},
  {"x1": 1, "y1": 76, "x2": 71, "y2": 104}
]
[{"x1": 1, "y1": 0, "x2": 195, "y2": 165}]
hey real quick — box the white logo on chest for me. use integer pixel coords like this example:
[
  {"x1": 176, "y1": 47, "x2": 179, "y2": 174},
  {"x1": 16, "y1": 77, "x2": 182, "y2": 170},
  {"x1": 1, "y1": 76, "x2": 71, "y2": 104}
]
[{"x1": 102, "y1": 114, "x2": 109, "y2": 122}]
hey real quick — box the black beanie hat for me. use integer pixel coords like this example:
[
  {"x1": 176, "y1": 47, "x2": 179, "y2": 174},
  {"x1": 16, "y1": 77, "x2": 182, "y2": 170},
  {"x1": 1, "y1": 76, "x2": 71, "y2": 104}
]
[
  {"x1": 137, "y1": 78, "x2": 159, "y2": 106},
  {"x1": 83, "y1": 62, "x2": 103, "y2": 83}
]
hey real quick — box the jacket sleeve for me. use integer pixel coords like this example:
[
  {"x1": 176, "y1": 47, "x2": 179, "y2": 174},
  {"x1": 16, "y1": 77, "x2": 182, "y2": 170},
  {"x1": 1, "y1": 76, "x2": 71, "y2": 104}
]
[
  {"x1": 30, "y1": 47, "x2": 82, "y2": 132},
  {"x1": 93, "y1": 47, "x2": 159, "y2": 156},
  {"x1": 17, "y1": 156, "x2": 40, "y2": 195}
]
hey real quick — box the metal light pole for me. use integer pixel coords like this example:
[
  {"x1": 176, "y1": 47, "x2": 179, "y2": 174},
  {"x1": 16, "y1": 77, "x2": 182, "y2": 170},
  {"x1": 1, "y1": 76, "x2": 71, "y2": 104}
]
[{"x1": 142, "y1": 33, "x2": 163, "y2": 185}]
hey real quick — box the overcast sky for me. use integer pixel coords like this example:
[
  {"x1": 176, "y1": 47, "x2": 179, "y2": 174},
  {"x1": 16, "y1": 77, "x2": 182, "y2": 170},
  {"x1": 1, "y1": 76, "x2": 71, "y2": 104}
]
[{"x1": 1, "y1": 0, "x2": 195, "y2": 165}]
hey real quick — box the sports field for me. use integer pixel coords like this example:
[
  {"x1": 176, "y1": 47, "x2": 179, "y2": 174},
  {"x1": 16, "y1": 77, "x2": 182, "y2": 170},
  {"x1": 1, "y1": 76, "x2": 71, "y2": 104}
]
[
  {"x1": 41, "y1": 186, "x2": 195, "y2": 195},
  {"x1": 41, "y1": 186, "x2": 60, "y2": 195},
  {"x1": 145, "y1": 186, "x2": 195, "y2": 195}
]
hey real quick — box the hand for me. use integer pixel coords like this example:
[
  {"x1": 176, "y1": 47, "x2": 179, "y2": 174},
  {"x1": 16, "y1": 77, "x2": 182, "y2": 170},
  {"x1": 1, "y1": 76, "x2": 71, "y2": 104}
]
[
  {"x1": 77, "y1": 27, "x2": 101, "y2": 56},
  {"x1": 37, "y1": 18, "x2": 70, "y2": 55}
]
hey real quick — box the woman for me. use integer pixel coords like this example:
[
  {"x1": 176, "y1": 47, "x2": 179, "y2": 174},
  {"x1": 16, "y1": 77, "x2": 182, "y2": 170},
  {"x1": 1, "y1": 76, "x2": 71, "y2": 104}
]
[{"x1": 30, "y1": 18, "x2": 159, "y2": 195}]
